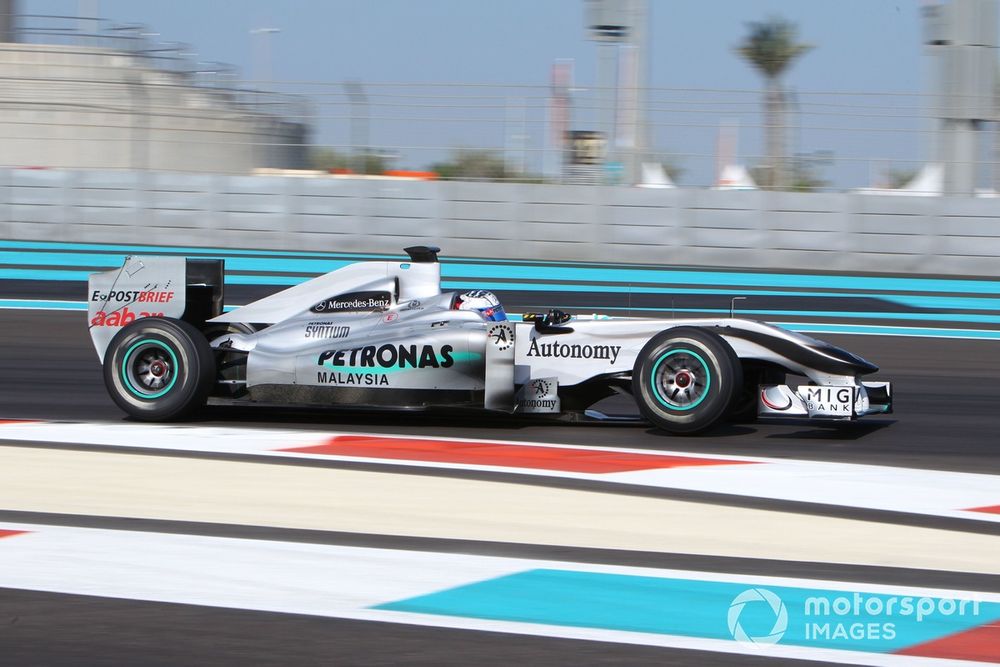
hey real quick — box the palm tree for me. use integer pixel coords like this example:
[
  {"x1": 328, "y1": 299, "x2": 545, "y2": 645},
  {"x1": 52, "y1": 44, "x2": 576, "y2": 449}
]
[{"x1": 736, "y1": 17, "x2": 811, "y2": 189}]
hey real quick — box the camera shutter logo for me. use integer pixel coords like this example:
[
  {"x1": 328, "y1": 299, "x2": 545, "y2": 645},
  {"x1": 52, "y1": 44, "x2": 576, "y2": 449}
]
[{"x1": 727, "y1": 588, "x2": 788, "y2": 646}]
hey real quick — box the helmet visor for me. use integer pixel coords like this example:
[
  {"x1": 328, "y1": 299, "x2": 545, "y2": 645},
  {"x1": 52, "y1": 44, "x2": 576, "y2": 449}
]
[{"x1": 479, "y1": 304, "x2": 507, "y2": 322}]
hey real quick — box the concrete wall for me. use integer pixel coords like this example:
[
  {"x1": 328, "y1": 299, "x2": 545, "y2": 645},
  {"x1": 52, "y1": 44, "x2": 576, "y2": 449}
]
[
  {"x1": 2, "y1": 167, "x2": 999, "y2": 276},
  {"x1": 0, "y1": 44, "x2": 306, "y2": 173}
]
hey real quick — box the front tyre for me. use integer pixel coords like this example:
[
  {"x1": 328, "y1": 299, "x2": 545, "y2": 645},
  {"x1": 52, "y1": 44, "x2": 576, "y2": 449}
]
[
  {"x1": 103, "y1": 317, "x2": 215, "y2": 421},
  {"x1": 632, "y1": 326, "x2": 742, "y2": 435}
]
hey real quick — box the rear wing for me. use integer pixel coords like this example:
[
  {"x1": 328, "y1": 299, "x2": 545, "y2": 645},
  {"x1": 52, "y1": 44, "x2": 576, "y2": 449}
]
[{"x1": 88, "y1": 256, "x2": 224, "y2": 362}]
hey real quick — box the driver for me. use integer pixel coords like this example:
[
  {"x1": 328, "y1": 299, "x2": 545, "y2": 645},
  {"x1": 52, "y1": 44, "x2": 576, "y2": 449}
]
[{"x1": 453, "y1": 290, "x2": 507, "y2": 321}]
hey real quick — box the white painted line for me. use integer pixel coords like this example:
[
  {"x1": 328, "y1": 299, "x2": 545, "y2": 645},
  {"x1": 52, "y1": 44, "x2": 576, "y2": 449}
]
[
  {"x1": 0, "y1": 522, "x2": 995, "y2": 666},
  {"x1": 0, "y1": 421, "x2": 997, "y2": 523},
  {"x1": 608, "y1": 464, "x2": 1000, "y2": 523}
]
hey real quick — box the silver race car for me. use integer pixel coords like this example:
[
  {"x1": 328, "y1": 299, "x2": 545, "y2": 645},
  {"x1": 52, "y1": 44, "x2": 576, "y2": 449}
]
[{"x1": 87, "y1": 246, "x2": 892, "y2": 434}]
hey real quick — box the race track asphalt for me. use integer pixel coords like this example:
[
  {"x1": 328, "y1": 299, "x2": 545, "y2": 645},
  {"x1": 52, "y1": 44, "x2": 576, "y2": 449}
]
[{"x1": 0, "y1": 587, "x2": 834, "y2": 667}]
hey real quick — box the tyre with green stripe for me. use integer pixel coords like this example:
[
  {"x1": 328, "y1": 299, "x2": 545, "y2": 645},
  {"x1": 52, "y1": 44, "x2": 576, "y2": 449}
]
[
  {"x1": 103, "y1": 317, "x2": 215, "y2": 421},
  {"x1": 632, "y1": 326, "x2": 742, "y2": 435}
]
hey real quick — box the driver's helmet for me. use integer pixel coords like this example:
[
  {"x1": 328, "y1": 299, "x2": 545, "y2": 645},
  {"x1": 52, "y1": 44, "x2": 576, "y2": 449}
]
[{"x1": 453, "y1": 290, "x2": 507, "y2": 321}]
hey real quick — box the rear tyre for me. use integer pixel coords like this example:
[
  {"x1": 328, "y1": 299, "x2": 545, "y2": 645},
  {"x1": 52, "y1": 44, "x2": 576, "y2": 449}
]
[
  {"x1": 632, "y1": 327, "x2": 742, "y2": 435},
  {"x1": 103, "y1": 317, "x2": 215, "y2": 421}
]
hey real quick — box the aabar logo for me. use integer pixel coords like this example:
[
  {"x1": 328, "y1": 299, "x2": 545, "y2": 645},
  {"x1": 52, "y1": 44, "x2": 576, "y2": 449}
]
[
  {"x1": 526, "y1": 338, "x2": 621, "y2": 364},
  {"x1": 90, "y1": 307, "x2": 164, "y2": 327}
]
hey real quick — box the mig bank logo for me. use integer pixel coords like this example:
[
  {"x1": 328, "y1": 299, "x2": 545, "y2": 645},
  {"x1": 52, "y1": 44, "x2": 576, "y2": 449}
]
[{"x1": 728, "y1": 588, "x2": 788, "y2": 646}]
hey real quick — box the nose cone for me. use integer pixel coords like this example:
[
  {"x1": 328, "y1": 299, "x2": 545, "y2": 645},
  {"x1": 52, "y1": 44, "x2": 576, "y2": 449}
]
[{"x1": 811, "y1": 340, "x2": 879, "y2": 376}]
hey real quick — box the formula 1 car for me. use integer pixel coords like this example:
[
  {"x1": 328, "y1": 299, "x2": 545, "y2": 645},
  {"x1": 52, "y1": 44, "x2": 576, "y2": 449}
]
[{"x1": 87, "y1": 246, "x2": 892, "y2": 434}]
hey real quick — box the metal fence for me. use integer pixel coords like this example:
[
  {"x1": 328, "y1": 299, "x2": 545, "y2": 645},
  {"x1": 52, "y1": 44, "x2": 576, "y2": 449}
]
[
  {"x1": 0, "y1": 60, "x2": 987, "y2": 190},
  {"x1": 3, "y1": 13, "x2": 998, "y2": 192},
  {"x1": 13, "y1": 14, "x2": 309, "y2": 120},
  {"x1": 271, "y1": 82, "x2": 953, "y2": 191}
]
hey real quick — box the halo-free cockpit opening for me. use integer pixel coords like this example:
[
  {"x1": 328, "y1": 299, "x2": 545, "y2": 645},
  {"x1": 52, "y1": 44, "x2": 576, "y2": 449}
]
[{"x1": 451, "y1": 290, "x2": 507, "y2": 322}]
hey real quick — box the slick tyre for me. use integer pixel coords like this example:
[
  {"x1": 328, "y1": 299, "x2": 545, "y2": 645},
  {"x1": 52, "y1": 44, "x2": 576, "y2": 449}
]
[
  {"x1": 632, "y1": 326, "x2": 742, "y2": 435},
  {"x1": 103, "y1": 317, "x2": 215, "y2": 421}
]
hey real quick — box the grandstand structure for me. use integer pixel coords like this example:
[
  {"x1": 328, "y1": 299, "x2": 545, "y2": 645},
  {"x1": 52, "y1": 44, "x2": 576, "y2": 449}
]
[{"x1": 0, "y1": 8, "x2": 308, "y2": 173}]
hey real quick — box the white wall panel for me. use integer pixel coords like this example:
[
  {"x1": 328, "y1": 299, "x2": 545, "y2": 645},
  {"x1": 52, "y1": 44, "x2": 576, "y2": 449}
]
[{"x1": 2, "y1": 168, "x2": 1000, "y2": 277}]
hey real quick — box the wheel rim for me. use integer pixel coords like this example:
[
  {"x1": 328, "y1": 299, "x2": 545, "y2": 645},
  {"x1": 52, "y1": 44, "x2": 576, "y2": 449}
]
[
  {"x1": 121, "y1": 338, "x2": 179, "y2": 399},
  {"x1": 650, "y1": 348, "x2": 711, "y2": 410}
]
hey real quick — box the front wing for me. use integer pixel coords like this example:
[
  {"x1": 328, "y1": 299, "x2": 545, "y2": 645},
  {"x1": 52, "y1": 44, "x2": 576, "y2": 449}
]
[{"x1": 758, "y1": 381, "x2": 893, "y2": 420}]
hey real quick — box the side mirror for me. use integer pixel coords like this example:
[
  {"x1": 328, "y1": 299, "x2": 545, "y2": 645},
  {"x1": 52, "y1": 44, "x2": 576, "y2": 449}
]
[{"x1": 523, "y1": 309, "x2": 574, "y2": 335}]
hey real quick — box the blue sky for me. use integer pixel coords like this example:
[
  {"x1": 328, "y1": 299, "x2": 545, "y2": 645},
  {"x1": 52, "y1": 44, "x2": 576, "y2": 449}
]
[{"x1": 26, "y1": 1, "x2": 932, "y2": 186}]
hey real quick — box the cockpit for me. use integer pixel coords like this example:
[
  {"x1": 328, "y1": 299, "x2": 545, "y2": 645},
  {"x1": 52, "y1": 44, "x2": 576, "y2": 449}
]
[{"x1": 451, "y1": 290, "x2": 507, "y2": 322}]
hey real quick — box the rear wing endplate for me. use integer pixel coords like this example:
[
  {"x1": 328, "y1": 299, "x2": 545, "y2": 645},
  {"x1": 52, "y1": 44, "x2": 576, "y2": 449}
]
[{"x1": 87, "y1": 256, "x2": 224, "y2": 362}]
